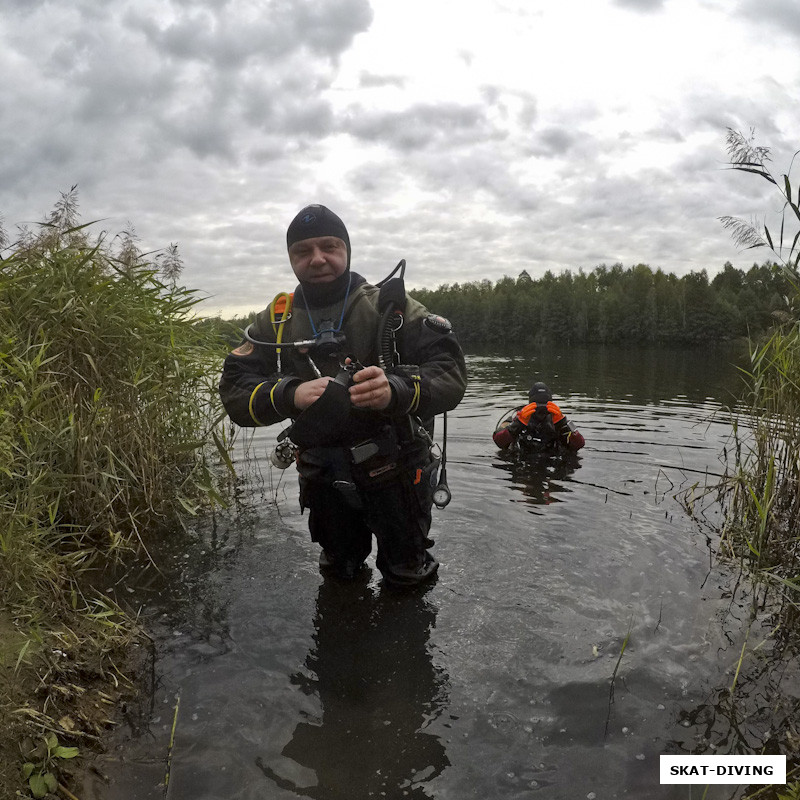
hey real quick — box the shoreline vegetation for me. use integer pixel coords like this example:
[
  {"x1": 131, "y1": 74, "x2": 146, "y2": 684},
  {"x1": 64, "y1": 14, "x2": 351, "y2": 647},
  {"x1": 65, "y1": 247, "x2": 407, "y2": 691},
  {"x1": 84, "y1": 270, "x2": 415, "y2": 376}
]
[
  {"x1": 681, "y1": 131, "x2": 800, "y2": 795},
  {"x1": 1, "y1": 127, "x2": 798, "y2": 799},
  {"x1": 0, "y1": 189, "x2": 235, "y2": 799}
]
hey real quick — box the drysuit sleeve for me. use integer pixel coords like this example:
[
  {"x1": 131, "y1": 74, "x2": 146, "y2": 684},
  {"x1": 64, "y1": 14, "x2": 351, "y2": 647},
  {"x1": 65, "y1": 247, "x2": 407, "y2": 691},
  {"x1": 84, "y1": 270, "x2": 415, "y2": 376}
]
[
  {"x1": 387, "y1": 299, "x2": 467, "y2": 420},
  {"x1": 492, "y1": 416, "x2": 523, "y2": 448},
  {"x1": 554, "y1": 413, "x2": 585, "y2": 450},
  {"x1": 218, "y1": 316, "x2": 301, "y2": 427}
]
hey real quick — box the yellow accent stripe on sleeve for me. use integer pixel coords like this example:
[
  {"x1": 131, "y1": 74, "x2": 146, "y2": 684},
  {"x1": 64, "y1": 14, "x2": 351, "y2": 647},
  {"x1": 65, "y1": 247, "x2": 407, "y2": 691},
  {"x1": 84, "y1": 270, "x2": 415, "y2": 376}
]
[
  {"x1": 269, "y1": 378, "x2": 284, "y2": 414},
  {"x1": 248, "y1": 382, "x2": 267, "y2": 426},
  {"x1": 409, "y1": 375, "x2": 421, "y2": 413}
]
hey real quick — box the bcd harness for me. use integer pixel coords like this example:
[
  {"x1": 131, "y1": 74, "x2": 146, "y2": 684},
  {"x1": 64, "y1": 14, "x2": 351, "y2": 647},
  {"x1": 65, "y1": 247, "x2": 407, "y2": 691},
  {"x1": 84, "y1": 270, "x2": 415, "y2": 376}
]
[
  {"x1": 516, "y1": 401, "x2": 563, "y2": 449},
  {"x1": 245, "y1": 263, "x2": 422, "y2": 420},
  {"x1": 245, "y1": 263, "x2": 448, "y2": 505}
]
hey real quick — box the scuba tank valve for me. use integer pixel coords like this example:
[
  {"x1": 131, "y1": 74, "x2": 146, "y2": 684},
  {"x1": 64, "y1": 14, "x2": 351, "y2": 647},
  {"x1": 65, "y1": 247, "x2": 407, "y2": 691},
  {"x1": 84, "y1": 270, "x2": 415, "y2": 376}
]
[
  {"x1": 270, "y1": 440, "x2": 298, "y2": 469},
  {"x1": 270, "y1": 426, "x2": 298, "y2": 469}
]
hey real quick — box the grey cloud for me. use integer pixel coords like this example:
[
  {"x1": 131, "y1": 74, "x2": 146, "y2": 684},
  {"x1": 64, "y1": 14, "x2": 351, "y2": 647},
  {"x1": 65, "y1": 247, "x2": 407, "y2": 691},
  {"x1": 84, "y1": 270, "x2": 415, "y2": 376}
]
[
  {"x1": 170, "y1": 0, "x2": 234, "y2": 7},
  {"x1": 527, "y1": 127, "x2": 576, "y2": 157},
  {"x1": 414, "y1": 148, "x2": 541, "y2": 212},
  {"x1": 670, "y1": 88, "x2": 788, "y2": 152},
  {"x1": 480, "y1": 85, "x2": 503, "y2": 107},
  {"x1": 3, "y1": 0, "x2": 62, "y2": 15},
  {"x1": 240, "y1": 75, "x2": 336, "y2": 142},
  {"x1": 569, "y1": 170, "x2": 675, "y2": 225},
  {"x1": 738, "y1": 0, "x2": 800, "y2": 39},
  {"x1": 276, "y1": 98, "x2": 336, "y2": 137},
  {"x1": 643, "y1": 126, "x2": 684, "y2": 144},
  {"x1": 358, "y1": 72, "x2": 406, "y2": 89},
  {"x1": 346, "y1": 163, "x2": 398, "y2": 200},
  {"x1": 342, "y1": 102, "x2": 500, "y2": 152},
  {"x1": 161, "y1": 114, "x2": 238, "y2": 160},
  {"x1": 612, "y1": 0, "x2": 665, "y2": 11},
  {"x1": 127, "y1": 10, "x2": 289, "y2": 66},
  {"x1": 517, "y1": 97, "x2": 539, "y2": 129},
  {"x1": 479, "y1": 85, "x2": 539, "y2": 134},
  {"x1": 247, "y1": 142, "x2": 292, "y2": 164},
  {"x1": 676, "y1": 141, "x2": 727, "y2": 176},
  {"x1": 292, "y1": 0, "x2": 374, "y2": 58},
  {"x1": 128, "y1": 0, "x2": 373, "y2": 66},
  {"x1": 39, "y1": 5, "x2": 349, "y2": 164}
]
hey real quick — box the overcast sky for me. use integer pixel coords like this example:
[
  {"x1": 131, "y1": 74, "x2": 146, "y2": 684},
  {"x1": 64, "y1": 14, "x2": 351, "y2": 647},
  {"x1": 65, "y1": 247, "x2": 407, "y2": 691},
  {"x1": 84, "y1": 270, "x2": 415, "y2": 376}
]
[{"x1": 2, "y1": 0, "x2": 800, "y2": 317}]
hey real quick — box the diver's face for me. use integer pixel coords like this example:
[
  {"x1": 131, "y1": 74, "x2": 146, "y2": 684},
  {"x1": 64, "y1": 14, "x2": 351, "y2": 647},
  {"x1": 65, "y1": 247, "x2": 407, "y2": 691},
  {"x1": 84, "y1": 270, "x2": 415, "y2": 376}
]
[{"x1": 288, "y1": 236, "x2": 348, "y2": 283}]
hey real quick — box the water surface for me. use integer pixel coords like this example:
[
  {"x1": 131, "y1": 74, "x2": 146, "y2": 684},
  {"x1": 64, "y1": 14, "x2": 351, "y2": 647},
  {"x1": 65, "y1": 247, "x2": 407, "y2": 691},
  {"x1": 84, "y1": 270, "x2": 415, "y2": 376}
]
[{"x1": 85, "y1": 344, "x2": 788, "y2": 800}]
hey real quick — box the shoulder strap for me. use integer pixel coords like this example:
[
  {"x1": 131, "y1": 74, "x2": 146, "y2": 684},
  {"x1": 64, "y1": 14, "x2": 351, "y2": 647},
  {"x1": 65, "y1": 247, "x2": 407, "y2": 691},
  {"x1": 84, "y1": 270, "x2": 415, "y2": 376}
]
[{"x1": 378, "y1": 276, "x2": 406, "y2": 313}]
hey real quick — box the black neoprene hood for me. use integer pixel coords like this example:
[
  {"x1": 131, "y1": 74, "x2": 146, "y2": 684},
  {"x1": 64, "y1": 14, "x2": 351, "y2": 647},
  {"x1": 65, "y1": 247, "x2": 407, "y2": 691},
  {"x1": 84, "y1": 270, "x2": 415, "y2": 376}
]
[
  {"x1": 286, "y1": 205, "x2": 351, "y2": 264},
  {"x1": 528, "y1": 382, "x2": 552, "y2": 404}
]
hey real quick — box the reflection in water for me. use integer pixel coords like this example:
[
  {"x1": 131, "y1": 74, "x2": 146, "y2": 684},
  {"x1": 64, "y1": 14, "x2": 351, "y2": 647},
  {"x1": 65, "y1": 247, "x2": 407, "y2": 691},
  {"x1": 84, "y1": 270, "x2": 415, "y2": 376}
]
[
  {"x1": 467, "y1": 343, "x2": 749, "y2": 407},
  {"x1": 257, "y1": 579, "x2": 450, "y2": 799},
  {"x1": 83, "y1": 344, "x2": 800, "y2": 800},
  {"x1": 492, "y1": 449, "x2": 582, "y2": 506}
]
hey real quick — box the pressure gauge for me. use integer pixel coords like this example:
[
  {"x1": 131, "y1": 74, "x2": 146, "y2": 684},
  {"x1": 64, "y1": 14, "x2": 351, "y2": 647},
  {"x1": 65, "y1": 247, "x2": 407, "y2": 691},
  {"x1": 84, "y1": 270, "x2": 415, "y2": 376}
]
[{"x1": 432, "y1": 483, "x2": 452, "y2": 509}]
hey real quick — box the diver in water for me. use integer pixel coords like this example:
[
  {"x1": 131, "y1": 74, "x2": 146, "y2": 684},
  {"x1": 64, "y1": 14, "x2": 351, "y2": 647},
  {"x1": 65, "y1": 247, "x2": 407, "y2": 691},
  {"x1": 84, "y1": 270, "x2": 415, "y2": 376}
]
[
  {"x1": 493, "y1": 381, "x2": 585, "y2": 455},
  {"x1": 219, "y1": 205, "x2": 467, "y2": 587}
]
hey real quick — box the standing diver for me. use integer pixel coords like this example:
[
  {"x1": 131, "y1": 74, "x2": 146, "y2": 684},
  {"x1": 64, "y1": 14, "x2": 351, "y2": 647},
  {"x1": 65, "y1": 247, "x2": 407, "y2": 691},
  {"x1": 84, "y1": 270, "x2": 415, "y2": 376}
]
[
  {"x1": 493, "y1": 382, "x2": 585, "y2": 454},
  {"x1": 219, "y1": 205, "x2": 467, "y2": 587}
]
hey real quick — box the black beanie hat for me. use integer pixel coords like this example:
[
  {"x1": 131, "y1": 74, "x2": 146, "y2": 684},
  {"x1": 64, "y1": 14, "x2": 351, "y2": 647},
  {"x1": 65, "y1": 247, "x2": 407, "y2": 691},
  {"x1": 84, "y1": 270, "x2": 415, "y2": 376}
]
[
  {"x1": 528, "y1": 382, "x2": 552, "y2": 404},
  {"x1": 286, "y1": 204, "x2": 351, "y2": 265}
]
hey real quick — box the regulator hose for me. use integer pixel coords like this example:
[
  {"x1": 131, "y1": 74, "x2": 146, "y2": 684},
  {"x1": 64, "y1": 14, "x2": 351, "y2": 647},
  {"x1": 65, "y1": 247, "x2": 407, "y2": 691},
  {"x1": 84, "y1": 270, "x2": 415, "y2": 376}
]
[{"x1": 378, "y1": 306, "x2": 403, "y2": 370}]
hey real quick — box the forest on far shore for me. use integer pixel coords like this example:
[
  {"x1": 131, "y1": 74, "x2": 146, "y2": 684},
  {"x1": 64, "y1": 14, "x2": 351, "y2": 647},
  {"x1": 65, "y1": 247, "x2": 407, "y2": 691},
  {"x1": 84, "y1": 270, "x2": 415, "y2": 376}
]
[{"x1": 406, "y1": 260, "x2": 792, "y2": 346}]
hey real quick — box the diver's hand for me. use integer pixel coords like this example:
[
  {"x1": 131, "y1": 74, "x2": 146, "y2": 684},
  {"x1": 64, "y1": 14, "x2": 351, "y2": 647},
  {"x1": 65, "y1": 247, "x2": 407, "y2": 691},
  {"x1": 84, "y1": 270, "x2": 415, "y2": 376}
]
[
  {"x1": 349, "y1": 365, "x2": 391, "y2": 410},
  {"x1": 293, "y1": 377, "x2": 333, "y2": 410}
]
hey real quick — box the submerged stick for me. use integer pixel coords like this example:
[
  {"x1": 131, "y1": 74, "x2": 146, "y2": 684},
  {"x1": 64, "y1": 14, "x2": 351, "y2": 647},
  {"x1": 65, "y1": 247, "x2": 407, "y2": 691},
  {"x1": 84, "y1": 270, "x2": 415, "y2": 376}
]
[
  {"x1": 57, "y1": 783, "x2": 82, "y2": 800},
  {"x1": 164, "y1": 691, "x2": 181, "y2": 798}
]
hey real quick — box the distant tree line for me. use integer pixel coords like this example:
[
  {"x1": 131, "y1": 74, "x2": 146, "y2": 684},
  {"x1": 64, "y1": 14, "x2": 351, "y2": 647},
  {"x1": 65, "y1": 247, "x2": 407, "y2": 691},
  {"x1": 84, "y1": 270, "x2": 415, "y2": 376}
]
[
  {"x1": 409, "y1": 261, "x2": 794, "y2": 346},
  {"x1": 208, "y1": 260, "x2": 793, "y2": 348}
]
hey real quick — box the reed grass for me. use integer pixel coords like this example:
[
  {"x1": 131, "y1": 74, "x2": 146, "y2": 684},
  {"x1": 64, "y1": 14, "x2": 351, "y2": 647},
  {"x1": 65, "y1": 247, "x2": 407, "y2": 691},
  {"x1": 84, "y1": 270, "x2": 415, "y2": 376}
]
[
  {"x1": 687, "y1": 131, "x2": 800, "y2": 794},
  {"x1": 719, "y1": 327, "x2": 800, "y2": 580},
  {"x1": 0, "y1": 189, "x2": 235, "y2": 796},
  {"x1": 712, "y1": 131, "x2": 800, "y2": 607},
  {"x1": 1, "y1": 190, "x2": 232, "y2": 613}
]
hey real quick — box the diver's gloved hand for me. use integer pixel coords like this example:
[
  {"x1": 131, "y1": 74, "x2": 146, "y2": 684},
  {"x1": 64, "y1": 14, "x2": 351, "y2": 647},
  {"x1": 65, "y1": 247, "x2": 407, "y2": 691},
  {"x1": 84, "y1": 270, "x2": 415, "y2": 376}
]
[{"x1": 567, "y1": 430, "x2": 585, "y2": 450}]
